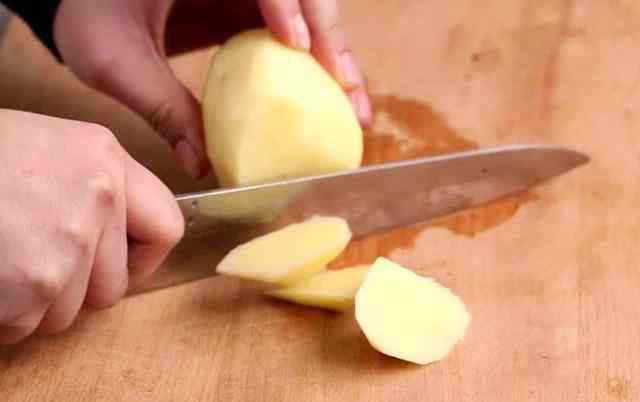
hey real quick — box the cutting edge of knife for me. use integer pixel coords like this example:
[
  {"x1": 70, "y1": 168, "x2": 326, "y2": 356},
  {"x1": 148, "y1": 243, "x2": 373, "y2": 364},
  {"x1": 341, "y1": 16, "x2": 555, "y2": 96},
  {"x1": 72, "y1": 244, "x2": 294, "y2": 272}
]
[{"x1": 175, "y1": 144, "x2": 590, "y2": 202}]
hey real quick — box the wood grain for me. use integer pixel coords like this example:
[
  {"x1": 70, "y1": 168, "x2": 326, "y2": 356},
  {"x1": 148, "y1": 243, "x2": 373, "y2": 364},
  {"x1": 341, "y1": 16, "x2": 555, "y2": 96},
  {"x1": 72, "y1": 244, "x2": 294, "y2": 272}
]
[{"x1": 1, "y1": 1, "x2": 639, "y2": 401}]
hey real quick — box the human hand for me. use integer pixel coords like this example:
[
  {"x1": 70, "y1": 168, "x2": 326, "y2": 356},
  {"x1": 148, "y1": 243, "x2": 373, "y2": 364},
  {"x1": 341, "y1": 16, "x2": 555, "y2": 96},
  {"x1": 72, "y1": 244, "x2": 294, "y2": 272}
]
[
  {"x1": 53, "y1": 0, "x2": 372, "y2": 179},
  {"x1": 0, "y1": 109, "x2": 184, "y2": 344}
]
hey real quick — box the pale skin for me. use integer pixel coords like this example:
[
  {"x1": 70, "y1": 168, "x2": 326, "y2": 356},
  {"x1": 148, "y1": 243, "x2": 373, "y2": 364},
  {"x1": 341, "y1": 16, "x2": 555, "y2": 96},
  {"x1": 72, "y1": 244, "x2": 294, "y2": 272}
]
[{"x1": 0, "y1": 0, "x2": 370, "y2": 344}]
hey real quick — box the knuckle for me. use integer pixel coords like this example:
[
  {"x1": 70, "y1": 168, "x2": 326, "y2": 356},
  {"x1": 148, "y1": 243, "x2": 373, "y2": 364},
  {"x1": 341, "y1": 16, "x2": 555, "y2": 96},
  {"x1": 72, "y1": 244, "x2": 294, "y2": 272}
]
[
  {"x1": 61, "y1": 221, "x2": 93, "y2": 259},
  {"x1": 83, "y1": 128, "x2": 122, "y2": 210},
  {"x1": 23, "y1": 266, "x2": 65, "y2": 302},
  {"x1": 87, "y1": 171, "x2": 118, "y2": 210}
]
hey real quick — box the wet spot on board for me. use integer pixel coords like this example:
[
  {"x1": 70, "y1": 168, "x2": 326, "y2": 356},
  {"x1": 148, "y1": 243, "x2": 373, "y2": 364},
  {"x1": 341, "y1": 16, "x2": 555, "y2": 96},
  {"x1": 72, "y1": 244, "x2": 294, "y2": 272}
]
[
  {"x1": 363, "y1": 94, "x2": 477, "y2": 164},
  {"x1": 324, "y1": 94, "x2": 539, "y2": 269},
  {"x1": 427, "y1": 192, "x2": 538, "y2": 237},
  {"x1": 362, "y1": 94, "x2": 537, "y2": 241}
]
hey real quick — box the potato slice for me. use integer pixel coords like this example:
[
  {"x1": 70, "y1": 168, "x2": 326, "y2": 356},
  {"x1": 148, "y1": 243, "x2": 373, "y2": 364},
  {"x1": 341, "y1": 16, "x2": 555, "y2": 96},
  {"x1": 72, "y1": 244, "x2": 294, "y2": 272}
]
[
  {"x1": 202, "y1": 29, "x2": 363, "y2": 187},
  {"x1": 355, "y1": 258, "x2": 471, "y2": 365},
  {"x1": 265, "y1": 265, "x2": 370, "y2": 311},
  {"x1": 216, "y1": 216, "x2": 351, "y2": 286}
]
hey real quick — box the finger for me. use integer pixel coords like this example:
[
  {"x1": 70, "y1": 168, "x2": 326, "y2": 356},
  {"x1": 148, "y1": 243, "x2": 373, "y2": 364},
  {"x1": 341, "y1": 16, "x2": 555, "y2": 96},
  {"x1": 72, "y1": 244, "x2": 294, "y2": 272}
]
[
  {"x1": 84, "y1": 170, "x2": 129, "y2": 309},
  {"x1": 300, "y1": 0, "x2": 350, "y2": 86},
  {"x1": 125, "y1": 155, "x2": 184, "y2": 286},
  {"x1": 349, "y1": 87, "x2": 373, "y2": 127},
  {"x1": 100, "y1": 54, "x2": 208, "y2": 179},
  {"x1": 36, "y1": 253, "x2": 93, "y2": 335},
  {"x1": 258, "y1": 0, "x2": 311, "y2": 50},
  {"x1": 0, "y1": 309, "x2": 47, "y2": 345},
  {"x1": 55, "y1": 6, "x2": 209, "y2": 179},
  {"x1": 36, "y1": 199, "x2": 101, "y2": 330},
  {"x1": 300, "y1": 0, "x2": 372, "y2": 125}
]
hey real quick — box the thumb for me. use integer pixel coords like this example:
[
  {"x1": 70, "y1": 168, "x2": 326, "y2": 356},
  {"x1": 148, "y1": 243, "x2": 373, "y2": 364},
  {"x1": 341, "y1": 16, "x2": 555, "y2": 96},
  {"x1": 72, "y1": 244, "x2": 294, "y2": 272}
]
[
  {"x1": 54, "y1": 4, "x2": 209, "y2": 178},
  {"x1": 108, "y1": 53, "x2": 209, "y2": 179}
]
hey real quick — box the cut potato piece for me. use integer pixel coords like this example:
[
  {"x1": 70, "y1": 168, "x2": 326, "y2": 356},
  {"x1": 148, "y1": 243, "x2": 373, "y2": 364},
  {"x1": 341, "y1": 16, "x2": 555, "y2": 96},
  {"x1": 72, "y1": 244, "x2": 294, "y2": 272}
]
[
  {"x1": 355, "y1": 258, "x2": 470, "y2": 365},
  {"x1": 216, "y1": 216, "x2": 351, "y2": 286},
  {"x1": 202, "y1": 29, "x2": 363, "y2": 187},
  {"x1": 265, "y1": 265, "x2": 370, "y2": 311}
]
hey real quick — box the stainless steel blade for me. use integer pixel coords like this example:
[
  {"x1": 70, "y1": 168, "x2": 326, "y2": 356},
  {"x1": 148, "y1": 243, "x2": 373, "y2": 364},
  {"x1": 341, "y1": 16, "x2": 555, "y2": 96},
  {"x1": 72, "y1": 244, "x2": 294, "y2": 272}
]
[{"x1": 127, "y1": 144, "x2": 588, "y2": 295}]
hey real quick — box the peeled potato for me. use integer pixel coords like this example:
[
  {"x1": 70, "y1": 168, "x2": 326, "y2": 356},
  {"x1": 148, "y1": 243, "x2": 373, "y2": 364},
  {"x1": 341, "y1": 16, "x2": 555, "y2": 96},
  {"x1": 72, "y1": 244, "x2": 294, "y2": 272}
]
[
  {"x1": 265, "y1": 265, "x2": 370, "y2": 311},
  {"x1": 216, "y1": 216, "x2": 351, "y2": 286},
  {"x1": 202, "y1": 28, "x2": 363, "y2": 187},
  {"x1": 355, "y1": 258, "x2": 471, "y2": 365}
]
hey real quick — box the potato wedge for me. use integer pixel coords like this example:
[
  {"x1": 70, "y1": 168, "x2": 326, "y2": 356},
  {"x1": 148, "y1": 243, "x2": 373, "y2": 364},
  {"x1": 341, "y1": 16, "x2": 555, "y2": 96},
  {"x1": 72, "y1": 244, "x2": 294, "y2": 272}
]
[
  {"x1": 216, "y1": 216, "x2": 351, "y2": 286},
  {"x1": 265, "y1": 265, "x2": 370, "y2": 311},
  {"x1": 355, "y1": 258, "x2": 471, "y2": 365}
]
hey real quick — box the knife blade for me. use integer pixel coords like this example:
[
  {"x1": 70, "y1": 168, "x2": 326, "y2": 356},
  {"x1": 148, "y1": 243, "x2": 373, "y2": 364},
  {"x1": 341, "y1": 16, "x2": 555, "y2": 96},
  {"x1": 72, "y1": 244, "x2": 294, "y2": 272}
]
[{"x1": 127, "y1": 144, "x2": 588, "y2": 295}]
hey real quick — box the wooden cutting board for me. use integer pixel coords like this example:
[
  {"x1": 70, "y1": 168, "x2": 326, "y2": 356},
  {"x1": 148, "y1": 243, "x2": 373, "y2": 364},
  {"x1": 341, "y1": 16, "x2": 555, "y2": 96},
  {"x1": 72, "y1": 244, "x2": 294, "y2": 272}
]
[{"x1": 1, "y1": 1, "x2": 639, "y2": 401}]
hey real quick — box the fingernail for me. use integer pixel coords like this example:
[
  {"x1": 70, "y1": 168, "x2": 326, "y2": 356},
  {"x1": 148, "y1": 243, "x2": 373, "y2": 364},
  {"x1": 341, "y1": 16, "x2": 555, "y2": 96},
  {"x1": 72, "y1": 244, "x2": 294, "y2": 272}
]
[
  {"x1": 293, "y1": 14, "x2": 311, "y2": 50},
  {"x1": 340, "y1": 51, "x2": 362, "y2": 89},
  {"x1": 174, "y1": 139, "x2": 201, "y2": 179},
  {"x1": 352, "y1": 90, "x2": 373, "y2": 126}
]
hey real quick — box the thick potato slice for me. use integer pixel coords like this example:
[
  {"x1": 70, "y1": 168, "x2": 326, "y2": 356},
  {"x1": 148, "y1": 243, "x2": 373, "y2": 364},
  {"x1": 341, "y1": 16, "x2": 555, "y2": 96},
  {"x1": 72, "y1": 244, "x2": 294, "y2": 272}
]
[
  {"x1": 355, "y1": 258, "x2": 471, "y2": 365},
  {"x1": 202, "y1": 29, "x2": 363, "y2": 187},
  {"x1": 216, "y1": 216, "x2": 351, "y2": 286},
  {"x1": 265, "y1": 265, "x2": 370, "y2": 311}
]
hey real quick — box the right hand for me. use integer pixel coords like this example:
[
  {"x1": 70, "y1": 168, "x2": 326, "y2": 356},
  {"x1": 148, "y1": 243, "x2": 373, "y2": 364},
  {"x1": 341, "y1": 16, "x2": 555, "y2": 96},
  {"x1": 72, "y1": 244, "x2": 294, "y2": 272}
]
[{"x1": 0, "y1": 109, "x2": 184, "y2": 345}]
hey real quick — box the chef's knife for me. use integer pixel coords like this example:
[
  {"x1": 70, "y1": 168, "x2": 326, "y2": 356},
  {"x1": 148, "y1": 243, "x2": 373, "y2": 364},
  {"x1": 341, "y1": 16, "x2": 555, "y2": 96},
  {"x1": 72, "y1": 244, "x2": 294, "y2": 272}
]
[{"x1": 127, "y1": 144, "x2": 588, "y2": 295}]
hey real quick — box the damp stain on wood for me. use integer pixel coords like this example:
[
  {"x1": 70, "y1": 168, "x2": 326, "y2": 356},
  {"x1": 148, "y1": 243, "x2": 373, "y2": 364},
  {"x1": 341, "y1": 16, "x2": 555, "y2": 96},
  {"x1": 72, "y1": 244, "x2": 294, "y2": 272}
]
[
  {"x1": 335, "y1": 94, "x2": 538, "y2": 267},
  {"x1": 338, "y1": 94, "x2": 537, "y2": 263},
  {"x1": 362, "y1": 94, "x2": 477, "y2": 165},
  {"x1": 364, "y1": 94, "x2": 537, "y2": 239}
]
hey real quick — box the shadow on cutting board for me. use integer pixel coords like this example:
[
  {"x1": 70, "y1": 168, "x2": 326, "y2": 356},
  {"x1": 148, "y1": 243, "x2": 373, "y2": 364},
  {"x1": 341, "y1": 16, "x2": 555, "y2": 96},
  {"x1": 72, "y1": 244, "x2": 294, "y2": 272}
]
[{"x1": 317, "y1": 307, "x2": 420, "y2": 371}]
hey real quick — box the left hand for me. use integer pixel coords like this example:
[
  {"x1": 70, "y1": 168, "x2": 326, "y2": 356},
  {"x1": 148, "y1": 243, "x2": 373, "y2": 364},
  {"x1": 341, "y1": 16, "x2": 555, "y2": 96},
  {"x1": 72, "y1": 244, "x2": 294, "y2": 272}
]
[{"x1": 53, "y1": 0, "x2": 372, "y2": 179}]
